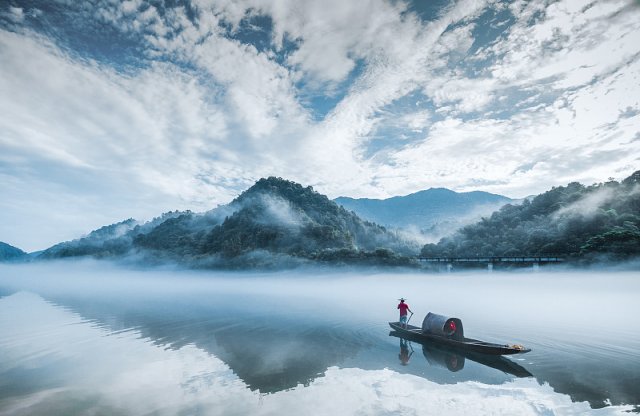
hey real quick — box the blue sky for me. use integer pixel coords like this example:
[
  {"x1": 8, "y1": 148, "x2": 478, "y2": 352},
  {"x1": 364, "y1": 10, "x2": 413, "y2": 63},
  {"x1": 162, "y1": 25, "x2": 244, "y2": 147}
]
[{"x1": 1, "y1": 0, "x2": 639, "y2": 251}]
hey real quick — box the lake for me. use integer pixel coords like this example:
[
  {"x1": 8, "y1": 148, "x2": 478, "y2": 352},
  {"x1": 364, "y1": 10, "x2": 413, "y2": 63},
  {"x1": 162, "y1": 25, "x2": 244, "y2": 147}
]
[{"x1": 0, "y1": 262, "x2": 638, "y2": 415}]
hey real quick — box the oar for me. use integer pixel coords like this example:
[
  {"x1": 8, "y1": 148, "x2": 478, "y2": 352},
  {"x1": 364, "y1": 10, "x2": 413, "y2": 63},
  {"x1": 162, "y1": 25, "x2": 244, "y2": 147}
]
[{"x1": 406, "y1": 312, "x2": 414, "y2": 326}]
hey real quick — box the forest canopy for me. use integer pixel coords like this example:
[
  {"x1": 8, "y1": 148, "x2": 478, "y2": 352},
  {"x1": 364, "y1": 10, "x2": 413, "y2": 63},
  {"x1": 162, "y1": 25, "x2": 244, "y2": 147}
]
[
  {"x1": 421, "y1": 171, "x2": 640, "y2": 261},
  {"x1": 38, "y1": 177, "x2": 419, "y2": 268}
]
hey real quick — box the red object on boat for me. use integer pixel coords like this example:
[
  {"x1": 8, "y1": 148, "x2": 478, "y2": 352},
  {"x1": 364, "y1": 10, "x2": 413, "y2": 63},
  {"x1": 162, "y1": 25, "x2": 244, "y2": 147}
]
[{"x1": 422, "y1": 313, "x2": 464, "y2": 340}]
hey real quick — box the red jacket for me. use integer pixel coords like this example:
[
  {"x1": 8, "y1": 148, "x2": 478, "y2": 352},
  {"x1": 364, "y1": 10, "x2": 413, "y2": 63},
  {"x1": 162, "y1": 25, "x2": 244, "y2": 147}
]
[{"x1": 398, "y1": 302, "x2": 410, "y2": 316}]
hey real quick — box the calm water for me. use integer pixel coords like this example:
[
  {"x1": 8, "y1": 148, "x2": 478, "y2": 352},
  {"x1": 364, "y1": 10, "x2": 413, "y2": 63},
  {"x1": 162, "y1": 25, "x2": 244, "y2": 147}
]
[{"x1": 0, "y1": 262, "x2": 638, "y2": 415}]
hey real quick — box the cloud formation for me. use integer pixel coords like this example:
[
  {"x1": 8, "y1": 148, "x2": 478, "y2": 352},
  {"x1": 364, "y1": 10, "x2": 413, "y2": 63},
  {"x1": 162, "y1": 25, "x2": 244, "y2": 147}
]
[{"x1": 1, "y1": 0, "x2": 639, "y2": 250}]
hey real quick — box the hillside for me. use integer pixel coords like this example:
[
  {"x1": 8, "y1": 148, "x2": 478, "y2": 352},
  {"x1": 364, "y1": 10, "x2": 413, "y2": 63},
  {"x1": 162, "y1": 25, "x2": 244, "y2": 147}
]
[
  {"x1": 40, "y1": 177, "x2": 418, "y2": 268},
  {"x1": 0, "y1": 242, "x2": 27, "y2": 262},
  {"x1": 335, "y1": 188, "x2": 512, "y2": 235},
  {"x1": 39, "y1": 219, "x2": 139, "y2": 259},
  {"x1": 421, "y1": 171, "x2": 640, "y2": 261}
]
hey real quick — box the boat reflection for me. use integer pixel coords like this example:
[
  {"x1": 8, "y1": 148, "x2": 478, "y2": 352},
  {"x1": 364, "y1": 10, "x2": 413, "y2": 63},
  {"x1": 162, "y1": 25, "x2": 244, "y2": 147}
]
[
  {"x1": 422, "y1": 341, "x2": 465, "y2": 372},
  {"x1": 390, "y1": 331, "x2": 532, "y2": 378}
]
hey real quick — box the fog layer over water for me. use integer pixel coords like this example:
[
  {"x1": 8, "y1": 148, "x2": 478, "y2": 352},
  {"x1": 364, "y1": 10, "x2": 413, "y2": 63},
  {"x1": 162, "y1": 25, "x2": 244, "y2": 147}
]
[{"x1": 0, "y1": 262, "x2": 638, "y2": 415}]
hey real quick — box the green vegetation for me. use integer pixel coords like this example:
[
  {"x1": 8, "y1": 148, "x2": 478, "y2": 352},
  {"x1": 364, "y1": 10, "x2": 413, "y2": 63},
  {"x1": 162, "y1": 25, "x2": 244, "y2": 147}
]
[
  {"x1": 39, "y1": 219, "x2": 138, "y2": 259},
  {"x1": 41, "y1": 177, "x2": 419, "y2": 268},
  {"x1": 34, "y1": 171, "x2": 640, "y2": 268},
  {"x1": 421, "y1": 171, "x2": 640, "y2": 261},
  {"x1": 0, "y1": 242, "x2": 27, "y2": 261}
]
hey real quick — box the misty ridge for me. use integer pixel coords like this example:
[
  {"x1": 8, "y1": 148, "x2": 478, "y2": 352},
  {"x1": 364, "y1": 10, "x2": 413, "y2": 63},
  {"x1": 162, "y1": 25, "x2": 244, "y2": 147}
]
[
  {"x1": 24, "y1": 178, "x2": 420, "y2": 268},
  {"x1": 335, "y1": 188, "x2": 514, "y2": 244},
  {"x1": 421, "y1": 170, "x2": 640, "y2": 262},
  {"x1": 2, "y1": 171, "x2": 639, "y2": 269}
]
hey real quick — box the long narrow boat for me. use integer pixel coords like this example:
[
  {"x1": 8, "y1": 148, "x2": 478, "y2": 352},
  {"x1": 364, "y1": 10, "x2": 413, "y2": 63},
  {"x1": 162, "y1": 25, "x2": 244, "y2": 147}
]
[
  {"x1": 389, "y1": 330, "x2": 533, "y2": 377},
  {"x1": 388, "y1": 322, "x2": 530, "y2": 355}
]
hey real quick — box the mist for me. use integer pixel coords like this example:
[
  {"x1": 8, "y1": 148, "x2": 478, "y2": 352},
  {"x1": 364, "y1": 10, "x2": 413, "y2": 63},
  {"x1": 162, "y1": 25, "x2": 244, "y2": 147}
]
[
  {"x1": 1, "y1": 261, "x2": 638, "y2": 337},
  {"x1": 28, "y1": 178, "x2": 423, "y2": 269},
  {"x1": 404, "y1": 200, "x2": 519, "y2": 245},
  {"x1": 1, "y1": 261, "x2": 639, "y2": 414}
]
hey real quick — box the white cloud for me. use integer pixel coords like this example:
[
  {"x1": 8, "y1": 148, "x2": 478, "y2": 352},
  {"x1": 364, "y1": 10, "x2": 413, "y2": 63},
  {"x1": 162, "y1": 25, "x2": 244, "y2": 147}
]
[
  {"x1": 402, "y1": 110, "x2": 432, "y2": 132},
  {"x1": 277, "y1": 0, "x2": 492, "y2": 197},
  {"x1": 489, "y1": 0, "x2": 639, "y2": 89},
  {"x1": 375, "y1": 0, "x2": 640, "y2": 198},
  {"x1": 5, "y1": 6, "x2": 25, "y2": 23},
  {"x1": 1, "y1": 0, "x2": 639, "y2": 249},
  {"x1": 0, "y1": 29, "x2": 238, "y2": 249},
  {"x1": 426, "y1": 76, "x2": 497, "y2": 114},
  {"x1": 244, "y1": 0, "x2": 416, "y2": 84}
]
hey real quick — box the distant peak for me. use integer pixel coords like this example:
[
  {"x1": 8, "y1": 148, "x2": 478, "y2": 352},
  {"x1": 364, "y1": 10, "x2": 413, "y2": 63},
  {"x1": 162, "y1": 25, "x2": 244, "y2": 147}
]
[
  {"x1": 623, "y1": 170, "x2": 640, "y2": 185},
  {"x1": 234, "y1": 177, "x2": 320, "y2": 204},
  {"x1": 254, "y1": 176, "x2": 308, "y2": 190},
  {"x1": 337, "y1": 187, "x2": 510, "y2": 202}
]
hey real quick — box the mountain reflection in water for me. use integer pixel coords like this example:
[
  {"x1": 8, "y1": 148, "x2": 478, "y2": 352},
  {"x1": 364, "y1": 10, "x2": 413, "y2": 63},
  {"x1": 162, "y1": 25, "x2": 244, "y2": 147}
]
[{"x1": 0, "y1": 264, "x2": 639, "y2": 415}]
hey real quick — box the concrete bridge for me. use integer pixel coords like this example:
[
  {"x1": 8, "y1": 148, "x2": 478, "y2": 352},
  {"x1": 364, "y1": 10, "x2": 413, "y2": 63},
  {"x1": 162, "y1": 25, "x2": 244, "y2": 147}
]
[{"x1": 418, "y1": 256, "x2": 565, "y2": 271}]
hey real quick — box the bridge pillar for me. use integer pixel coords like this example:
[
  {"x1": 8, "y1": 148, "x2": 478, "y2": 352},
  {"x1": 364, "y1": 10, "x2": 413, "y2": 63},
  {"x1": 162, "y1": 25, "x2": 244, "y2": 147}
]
[
  {"x1": 533, "y1": 262, "x2": 539, "y2": 271},
  {"x1": 446, "y1": 264, "x2": 452, "y2": 273},
  {"x1": 487, "y1": 262, "x2": 493, "y2": 272}
]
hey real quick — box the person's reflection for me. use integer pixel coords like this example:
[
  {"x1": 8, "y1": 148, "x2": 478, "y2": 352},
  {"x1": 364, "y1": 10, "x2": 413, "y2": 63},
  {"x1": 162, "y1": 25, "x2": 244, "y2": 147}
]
[{"x1": 399, "y1": 338, "x2": 414, "y2": 365}]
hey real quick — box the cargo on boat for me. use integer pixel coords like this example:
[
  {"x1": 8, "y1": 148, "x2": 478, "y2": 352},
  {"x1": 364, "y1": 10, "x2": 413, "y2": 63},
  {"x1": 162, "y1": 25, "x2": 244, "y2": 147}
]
[{"x1": 388, "y1": 312, "x2": 531, "y2": 355}]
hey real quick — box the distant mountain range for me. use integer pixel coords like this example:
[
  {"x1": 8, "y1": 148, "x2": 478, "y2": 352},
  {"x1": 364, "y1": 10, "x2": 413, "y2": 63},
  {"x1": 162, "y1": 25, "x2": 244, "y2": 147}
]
[
  {"x1": 335, "y1": 189, "x2": 513, "y2": 239},
  {"x1": 3, "y1": 171, "x2": 639, "y2": 268},
  {"x1": 34, "y1": 177, "x2": 419, "y2": 268}
]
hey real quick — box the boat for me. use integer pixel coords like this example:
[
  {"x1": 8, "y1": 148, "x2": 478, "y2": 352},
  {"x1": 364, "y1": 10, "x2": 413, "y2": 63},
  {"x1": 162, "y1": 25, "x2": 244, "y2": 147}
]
[
  {"x1": 389, "y1": 330, "x2": 533, "y2": 377},
  {"x1": 388, "y1": 312, "x2": 531, "y2": 355}
]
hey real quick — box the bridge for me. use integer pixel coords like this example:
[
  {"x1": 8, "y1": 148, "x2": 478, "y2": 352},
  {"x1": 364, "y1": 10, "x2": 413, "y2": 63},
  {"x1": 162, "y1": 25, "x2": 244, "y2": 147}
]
[{"x1": 418, "y1": 256, "x2": 565, "y2": 271}]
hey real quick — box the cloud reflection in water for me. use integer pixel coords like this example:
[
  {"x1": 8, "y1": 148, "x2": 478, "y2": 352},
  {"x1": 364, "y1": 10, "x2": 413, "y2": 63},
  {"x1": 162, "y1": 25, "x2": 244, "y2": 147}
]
[{"x1": 0, "y1": 291, "x2": 632, "y2": 416}]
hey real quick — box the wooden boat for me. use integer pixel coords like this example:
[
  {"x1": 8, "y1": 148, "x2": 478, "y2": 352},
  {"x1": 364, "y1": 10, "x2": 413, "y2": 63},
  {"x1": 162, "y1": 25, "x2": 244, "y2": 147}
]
[
  {"x1": 388, "y1": 321, "x2": 531, "y2": 355},
  {"x1": 389, "y1": 330, "x2": 533, "y2": 377}
]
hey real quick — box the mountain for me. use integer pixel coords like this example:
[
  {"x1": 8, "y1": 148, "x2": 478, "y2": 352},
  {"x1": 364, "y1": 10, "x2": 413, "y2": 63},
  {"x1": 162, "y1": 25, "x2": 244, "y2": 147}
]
[
  {"x1": 421, "y1": 171, "x2": 640, "y2": 261},
  {"x1": 0, "y1": 242, "x2": 27, "y2": 262},
  {"x1": 39, "y1": 213, "x2": 188, "y2": 259},
  {"x1": 40, "y1": 219, "x2": 139, "y2": 259},
  {"x1": 334, "y1": 188, "x2": 513, "y2": 235},
  {"x1": 40, "y1": 177, "x2": 419, "y2": 268}
]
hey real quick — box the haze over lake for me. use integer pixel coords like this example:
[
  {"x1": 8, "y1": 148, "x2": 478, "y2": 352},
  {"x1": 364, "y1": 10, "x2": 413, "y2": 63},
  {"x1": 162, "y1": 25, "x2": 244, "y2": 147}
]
[{"x1": 1, "y1": 262, "x2": 638, "y2": 415}]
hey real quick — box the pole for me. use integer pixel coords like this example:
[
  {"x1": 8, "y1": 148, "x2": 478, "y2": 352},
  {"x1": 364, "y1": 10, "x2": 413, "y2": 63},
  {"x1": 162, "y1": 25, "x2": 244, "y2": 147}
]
[{"x1": 406, "y1": 312, "x2": 414, "y2": 326}]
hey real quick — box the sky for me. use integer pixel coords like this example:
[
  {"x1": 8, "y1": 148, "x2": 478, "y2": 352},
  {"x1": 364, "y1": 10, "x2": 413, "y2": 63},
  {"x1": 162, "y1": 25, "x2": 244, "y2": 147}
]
[{"x1": 1, "y1": 0, "x2": 639, "y2": 251}]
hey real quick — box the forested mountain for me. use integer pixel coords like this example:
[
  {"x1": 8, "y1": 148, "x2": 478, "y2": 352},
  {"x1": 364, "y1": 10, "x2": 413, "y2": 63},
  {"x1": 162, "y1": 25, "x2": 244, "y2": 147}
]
[
  {"x1": 0, "y1": 242, "x2": 27, "y2": 261},
  {"x1": 29, "y1": 172, "x2": 640, "y2": 267},
  {"x1": 39, "y1": 212, "x2": 189, "y2": 260},
  {"x1": 40, "y1": 177, "x2": 418, "y2": 268},
  {"x1": 335, "y1": 188, "x2": 512, "y2": 235},
  {"x1": 421, "y1": 171, "x2": 640, "y2": 261},
  {"x1": 40, "y1": 219, "x2": 139, "y2": 259}
]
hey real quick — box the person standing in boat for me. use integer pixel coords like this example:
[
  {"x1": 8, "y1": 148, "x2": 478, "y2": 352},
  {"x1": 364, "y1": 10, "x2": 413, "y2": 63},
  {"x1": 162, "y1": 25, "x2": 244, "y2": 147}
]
[{"x1": 397, "y1": 298, "x2": 413, "y2": 329}]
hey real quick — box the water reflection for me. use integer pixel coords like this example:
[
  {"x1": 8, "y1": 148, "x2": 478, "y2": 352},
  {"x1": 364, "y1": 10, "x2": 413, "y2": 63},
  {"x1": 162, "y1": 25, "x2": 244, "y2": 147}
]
[
  {"x1": 398, "y1": 338, "x2": 413, "y2": 366},
  {"x1": 390, "y1": 331, "x2": 533, "y2": 377},
  {"x1": 212, "y1": 323, "x2": 371, "y2": 393},
  {"x1": 422, "y1": 342, "x2": 465, "y2": 372},
  {"x1": 0, "y1": 264, "x2": 639, "y2": 414},
  {"x1": 10, "y1": 290, "x2": 377, "y2": 394},
  {"x1": 2, "y1": 291, "x2": 634, "y2": 416}
]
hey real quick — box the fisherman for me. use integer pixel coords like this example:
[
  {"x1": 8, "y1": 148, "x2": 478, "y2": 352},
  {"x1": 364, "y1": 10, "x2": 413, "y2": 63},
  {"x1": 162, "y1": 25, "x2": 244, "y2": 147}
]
[{"x1": 397, "y1": 298, "x2": 413, "y2": 329}]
